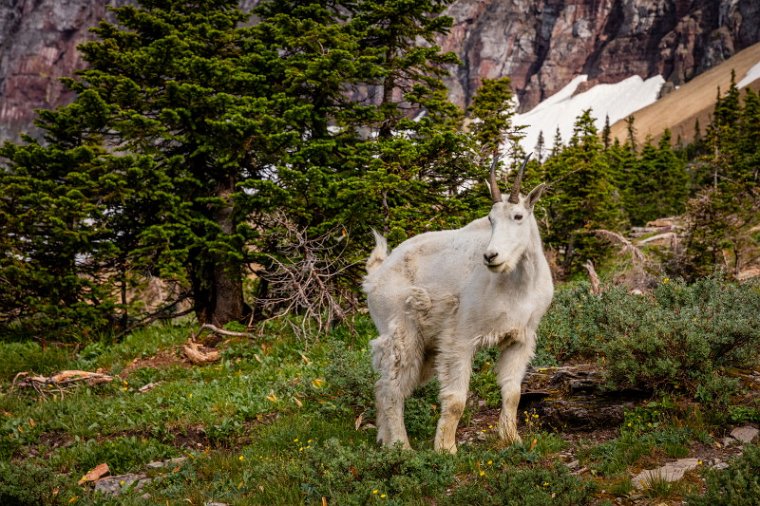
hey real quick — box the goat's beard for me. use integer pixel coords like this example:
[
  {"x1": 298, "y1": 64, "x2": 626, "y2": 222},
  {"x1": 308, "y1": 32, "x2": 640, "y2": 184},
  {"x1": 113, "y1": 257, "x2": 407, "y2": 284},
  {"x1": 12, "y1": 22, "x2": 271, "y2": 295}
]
[
  {"x1": 485, "y1": 248, "x2": 526, "y2": 274},
  {"x1": 485, "y1": 257, "x2": 515, "y2": 273}
]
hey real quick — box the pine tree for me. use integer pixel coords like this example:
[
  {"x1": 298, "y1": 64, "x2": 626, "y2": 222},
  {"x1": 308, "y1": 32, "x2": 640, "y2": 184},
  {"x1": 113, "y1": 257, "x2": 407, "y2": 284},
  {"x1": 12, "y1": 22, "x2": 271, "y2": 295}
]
[
  {"x1": 543, "y1": 110, "x2": 628, "y2": 272},
  {"x1": 0, "y1": 129, "x2": 116, "y2": 337},
  {"x1": 535, "y1": 130, "x2": 546, "y2": 162},
  {"x1": 601, "y1": 114, "x2": 611, "y2": 150},
  {"x1": 681, "y1": 78, "x2": 759, "y2": 279}
]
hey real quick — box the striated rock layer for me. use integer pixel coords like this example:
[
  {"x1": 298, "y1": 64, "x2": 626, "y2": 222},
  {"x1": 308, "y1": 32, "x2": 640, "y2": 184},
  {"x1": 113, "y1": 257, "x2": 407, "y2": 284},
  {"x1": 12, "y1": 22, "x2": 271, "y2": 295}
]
[
  {"x1": 442, "y1": 0, "x2": 760, "y2": 111},
  {"x1": 1, "y1": 0, "x2": 759, "y2": 141},
  {"x1": 0, "y1": 1, "x2": 128, "y2": 141}
]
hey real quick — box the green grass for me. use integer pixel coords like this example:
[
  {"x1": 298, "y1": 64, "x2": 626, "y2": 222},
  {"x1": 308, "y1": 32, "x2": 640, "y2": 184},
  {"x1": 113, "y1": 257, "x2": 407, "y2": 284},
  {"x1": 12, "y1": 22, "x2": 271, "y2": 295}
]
[{"x1": 1, "y1": 281, "x2": 758, "y2": 505}]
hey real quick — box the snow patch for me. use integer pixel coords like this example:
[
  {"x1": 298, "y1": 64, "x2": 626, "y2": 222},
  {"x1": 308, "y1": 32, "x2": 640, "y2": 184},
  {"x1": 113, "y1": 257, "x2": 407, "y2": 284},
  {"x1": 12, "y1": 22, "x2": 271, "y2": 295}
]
[
  {"x1": 738, "y1": 60, "x2": 760, "y2": 89},
  {"x1": 512, "y1": 75, "x2": 665, "y2": 153}
]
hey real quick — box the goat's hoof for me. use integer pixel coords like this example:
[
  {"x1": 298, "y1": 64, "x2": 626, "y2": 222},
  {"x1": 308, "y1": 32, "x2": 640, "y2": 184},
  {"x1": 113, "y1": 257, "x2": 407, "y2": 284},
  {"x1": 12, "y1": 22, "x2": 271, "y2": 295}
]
[
  {"x1": 434, "y1": 442, "x2": 458, "y2": 454},
  {"x1": 498, "y1": 427, "x2": 522, "y2": 446}
]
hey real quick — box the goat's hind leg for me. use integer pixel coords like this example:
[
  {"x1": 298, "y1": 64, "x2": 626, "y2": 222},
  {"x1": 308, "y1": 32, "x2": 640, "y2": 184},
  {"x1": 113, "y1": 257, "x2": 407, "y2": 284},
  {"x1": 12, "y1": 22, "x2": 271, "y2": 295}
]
[
  {"x1": 434, "y1": 348, "x2": 473, "y2": 454},
  {"x1": 371, "y1": 323, "x2": 421, "y2": 449}
]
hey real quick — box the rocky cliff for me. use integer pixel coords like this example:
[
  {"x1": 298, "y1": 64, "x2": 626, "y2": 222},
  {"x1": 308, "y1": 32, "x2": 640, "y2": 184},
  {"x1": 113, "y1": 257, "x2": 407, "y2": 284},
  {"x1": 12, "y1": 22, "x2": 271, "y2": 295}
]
[
  {"x1": 442, "y1": 0, "x2": 760, "y2": 111},
  {"x1": 0, "y1": 1, "x2": 126, "y2": 141},
  {"x1": 1, "y1": 0, "x2": 759, "y2": 141}
]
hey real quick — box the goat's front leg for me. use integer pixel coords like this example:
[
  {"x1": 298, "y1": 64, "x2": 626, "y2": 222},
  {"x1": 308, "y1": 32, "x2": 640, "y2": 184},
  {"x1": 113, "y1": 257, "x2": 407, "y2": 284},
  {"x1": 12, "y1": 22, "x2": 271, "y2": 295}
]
[
  {"x1": 495, "y1": 335, "x2": 535, "y2": 444},
  {"x1": 434, "y1": 349, "x2": 473, "y2": 454}
]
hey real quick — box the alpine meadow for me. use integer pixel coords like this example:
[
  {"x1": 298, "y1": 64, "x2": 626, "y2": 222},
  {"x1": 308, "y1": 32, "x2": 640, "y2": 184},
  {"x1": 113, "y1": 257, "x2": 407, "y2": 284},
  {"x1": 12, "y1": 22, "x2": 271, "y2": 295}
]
[{"x1": 0, "y1": 1, "x2": 759, "y2": 505}]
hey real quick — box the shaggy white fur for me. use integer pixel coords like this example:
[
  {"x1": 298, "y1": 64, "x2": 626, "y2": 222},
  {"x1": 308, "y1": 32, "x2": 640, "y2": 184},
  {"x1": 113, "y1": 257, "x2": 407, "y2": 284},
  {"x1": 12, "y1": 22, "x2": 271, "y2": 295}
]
[{"x1": 363, "y1": 183, "x2": 553, "y2": 453}]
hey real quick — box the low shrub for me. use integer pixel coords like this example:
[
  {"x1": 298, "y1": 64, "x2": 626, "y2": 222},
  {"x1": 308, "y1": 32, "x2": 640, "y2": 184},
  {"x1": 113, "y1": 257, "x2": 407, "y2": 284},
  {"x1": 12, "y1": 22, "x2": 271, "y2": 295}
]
[
  {"x1": 687, "y1": 443, "x2": 760, "y2": 506},
  {"x1": 538, "y1": 277, "x2": 760, "y2": 398}
]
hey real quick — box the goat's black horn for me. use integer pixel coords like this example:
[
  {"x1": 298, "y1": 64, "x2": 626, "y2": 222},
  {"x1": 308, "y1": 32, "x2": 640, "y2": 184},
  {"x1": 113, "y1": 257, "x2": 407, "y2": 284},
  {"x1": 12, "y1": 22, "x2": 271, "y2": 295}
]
[
  {"x1": 507, "y1": 153, "x2": 532, "y2": 204},
  {"x1": 489, "y1": 154, "x2": 502, "y2": 203}
]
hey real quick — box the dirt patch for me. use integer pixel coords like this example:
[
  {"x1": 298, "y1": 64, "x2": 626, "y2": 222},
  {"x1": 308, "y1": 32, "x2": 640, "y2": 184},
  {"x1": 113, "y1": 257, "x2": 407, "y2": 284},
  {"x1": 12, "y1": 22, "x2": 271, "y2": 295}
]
[{"x1": 118, "y1": 349, "x2": 189, "y2": 378}]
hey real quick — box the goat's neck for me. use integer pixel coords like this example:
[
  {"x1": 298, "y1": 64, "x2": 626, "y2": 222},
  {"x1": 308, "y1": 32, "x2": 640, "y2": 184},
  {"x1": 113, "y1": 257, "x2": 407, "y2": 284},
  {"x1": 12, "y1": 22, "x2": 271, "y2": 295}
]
[{"x1": 501, "y1": 224, "x2": 545, "y2": 288}]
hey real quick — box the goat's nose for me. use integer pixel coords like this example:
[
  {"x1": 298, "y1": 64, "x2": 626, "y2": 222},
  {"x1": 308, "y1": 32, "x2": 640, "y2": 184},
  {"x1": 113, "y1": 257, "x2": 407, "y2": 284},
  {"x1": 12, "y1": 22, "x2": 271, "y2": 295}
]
[{"x1": 484, "y1": 252, "x2": 498, "y2": 264}]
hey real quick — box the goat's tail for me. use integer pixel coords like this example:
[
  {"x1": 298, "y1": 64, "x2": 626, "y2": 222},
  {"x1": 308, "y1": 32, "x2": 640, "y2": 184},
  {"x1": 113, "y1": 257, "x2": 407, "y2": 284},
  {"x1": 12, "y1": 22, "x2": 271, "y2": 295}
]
[{"x1": 366, "y1": 229, "x2": 388, "y2": 274}]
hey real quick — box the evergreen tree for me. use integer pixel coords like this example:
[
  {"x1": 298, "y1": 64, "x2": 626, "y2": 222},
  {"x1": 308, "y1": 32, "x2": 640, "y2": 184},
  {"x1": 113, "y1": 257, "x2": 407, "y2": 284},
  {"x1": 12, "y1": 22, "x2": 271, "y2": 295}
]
[
  {"x1": 624, "y1": 115, "x2": 637, "y2": 153},
  {"x1": 542, "y1": 110, "x2": 627, "y2": 273},
  {"x1": 1, "y1": 0, "x2": 478, "y2": 335},
  {"x1": 534, "y1": 130, "x2": 546, "y2": 162},
  {"x1": 468, "y1": 77, "x2": 515, "y2": 159},
  {"x1": 626, "y1": 132, "x2": 688, "y2": 225},
  {"x1": 601, "y1": 114, "x2": 611, "y2": 150},
  {"x1": 681, "y1": 79, "x2": 759, "y2": 279}
]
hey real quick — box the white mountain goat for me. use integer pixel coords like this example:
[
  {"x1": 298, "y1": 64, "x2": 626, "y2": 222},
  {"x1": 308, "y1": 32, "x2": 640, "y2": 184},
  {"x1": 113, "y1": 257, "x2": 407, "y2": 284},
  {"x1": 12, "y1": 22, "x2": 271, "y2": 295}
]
[{"x1": 363, "y1": 155, "x2": 553, "y2": 453}]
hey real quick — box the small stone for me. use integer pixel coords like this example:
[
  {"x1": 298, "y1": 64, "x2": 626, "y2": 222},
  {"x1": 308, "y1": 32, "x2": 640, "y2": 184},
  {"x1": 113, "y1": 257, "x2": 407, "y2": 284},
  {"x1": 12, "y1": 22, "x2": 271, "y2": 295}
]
[
  {"x1": 730, "y1": 426, "x2": 759, "y2": 444},
  {"x1": 146, "y1": 457, "x2": 187, "y2": 469},
  {"x1": 94, "y1": 473, "x2": 150, "y2": 496},
  {"x1": 722, "y1": 436, "x2": 737, "y2": 447},
  {"x1": 138, "y1": 382, "x2": 159, "y2": 393},
  {"x1": 632, "y1": 458, "x2": 700, "y2": 489},
  {"x1": 566, "y1": 459, "x2": 580, "y2": 469},
  {"x1": 712, "y1": 462, "x2": 730, "y2": 470}
]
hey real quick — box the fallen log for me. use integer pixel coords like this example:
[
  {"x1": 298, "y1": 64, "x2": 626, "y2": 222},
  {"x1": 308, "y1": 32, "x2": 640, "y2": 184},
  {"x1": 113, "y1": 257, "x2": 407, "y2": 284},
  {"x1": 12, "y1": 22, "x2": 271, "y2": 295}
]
[{"x1": 12, "y1": 370, "x2": 114, "y2": 396}]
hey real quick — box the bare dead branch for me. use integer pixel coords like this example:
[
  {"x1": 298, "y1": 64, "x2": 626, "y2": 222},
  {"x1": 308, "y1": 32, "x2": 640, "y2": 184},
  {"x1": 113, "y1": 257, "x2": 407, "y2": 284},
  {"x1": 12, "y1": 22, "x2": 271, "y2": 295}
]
[
  {"x1": 12, "y1": 370, "x2": 114, "y2": 397},
  {"x1": 584, "y1": 260, "x2": 602, "y2": 295},
  {"x1": 193, "y1": 323, "x2": 255, "y2": 340},
  {"x1": 593, "y1": 229, "x2": 646, "y2": 264},
  {"x1": 255, "y1": 212, "x2": 358, "y2": 337}
]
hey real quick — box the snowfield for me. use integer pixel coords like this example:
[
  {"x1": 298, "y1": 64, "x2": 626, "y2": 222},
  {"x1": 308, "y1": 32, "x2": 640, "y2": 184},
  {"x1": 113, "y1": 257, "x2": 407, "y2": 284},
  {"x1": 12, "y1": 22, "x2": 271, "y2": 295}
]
[
  {"x1": 738, "y1": 60, "x2": 760, "y2": 89},
  {"x1": 513, "y1": 74, "x2": 665, "y2": 153}
]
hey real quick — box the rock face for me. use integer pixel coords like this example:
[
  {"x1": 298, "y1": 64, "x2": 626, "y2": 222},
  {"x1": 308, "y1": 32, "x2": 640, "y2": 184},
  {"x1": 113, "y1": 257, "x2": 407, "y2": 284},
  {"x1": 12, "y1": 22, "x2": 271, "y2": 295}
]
[
  {"x1": 1, "y1": 0, "x2": 759, "y2": 141},
  {"x1": 0, "y1": 1, "x2": 129, "y2": 141},
  {"x1": 441, "y1": 0, "x2": 760, "y2": 111}
]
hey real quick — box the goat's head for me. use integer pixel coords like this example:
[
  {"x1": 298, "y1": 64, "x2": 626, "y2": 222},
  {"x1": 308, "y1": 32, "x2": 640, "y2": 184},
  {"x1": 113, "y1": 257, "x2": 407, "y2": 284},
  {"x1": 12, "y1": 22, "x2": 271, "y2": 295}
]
[{"x1": 483, "y1": 154, "x2": 546, "y2": 273}]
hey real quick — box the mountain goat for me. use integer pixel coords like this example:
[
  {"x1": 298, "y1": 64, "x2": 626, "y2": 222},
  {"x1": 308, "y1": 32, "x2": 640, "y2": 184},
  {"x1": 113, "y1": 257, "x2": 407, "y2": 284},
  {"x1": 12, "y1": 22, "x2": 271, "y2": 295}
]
[{"x1": 363, "y1": 155, "x2": 553, "y2": 453}]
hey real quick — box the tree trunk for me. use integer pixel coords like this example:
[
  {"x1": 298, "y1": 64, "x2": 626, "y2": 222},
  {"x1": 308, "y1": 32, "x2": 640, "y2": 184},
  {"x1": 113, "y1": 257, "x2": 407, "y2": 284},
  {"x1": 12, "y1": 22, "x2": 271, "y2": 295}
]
[{"x1": 192, "y1": 177, "x2": 248, "y2": 326}]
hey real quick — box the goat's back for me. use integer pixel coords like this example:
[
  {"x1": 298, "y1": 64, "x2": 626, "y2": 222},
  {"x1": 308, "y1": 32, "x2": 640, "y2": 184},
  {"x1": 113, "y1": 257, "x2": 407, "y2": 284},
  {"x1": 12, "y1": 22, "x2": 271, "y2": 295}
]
[{"x1": 363, "y1": 218, "x2": 490, "y2": 298}]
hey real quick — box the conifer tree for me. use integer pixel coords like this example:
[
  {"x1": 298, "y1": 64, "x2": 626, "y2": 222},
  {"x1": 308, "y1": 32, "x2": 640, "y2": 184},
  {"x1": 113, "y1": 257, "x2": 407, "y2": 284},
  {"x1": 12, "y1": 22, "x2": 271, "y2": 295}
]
[
  {"x1": 1, "y1": 0, "x2": 478, "y2": 335},
  {"x1": 601, "y1": 114, "x2": 611, "y2": 150},
  {"x1": 543, "y1": 110, "x2": 627, "y2": 272},
  {"x1": 682, "y1": 79, "x2": 759, "y2": 278},
  {"x1": 534, "y1": 130, "x2": 546, "y2": 162}
]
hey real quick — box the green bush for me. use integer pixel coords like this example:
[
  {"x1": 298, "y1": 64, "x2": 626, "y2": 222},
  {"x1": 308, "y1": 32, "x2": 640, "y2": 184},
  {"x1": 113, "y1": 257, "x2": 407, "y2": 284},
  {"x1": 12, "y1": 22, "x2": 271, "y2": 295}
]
[
  {"x1": 298, "y1": 439, "x2": 455, "y2": 504},
  {"x1": 442, "y1": 462, "x2": 596, "y2": 506},
  {"x1": 538, "y1": 278, "x2": 760, "y2": 398},
  {"x1": 687, "y1": 444, "x2": 760, "y2": 506},
  {"x1": 603, "y1": 278, "x2": 759, "y2": 395},
  {"x1": 0, "y1": 460, "x2": 67, "y2": 506}
]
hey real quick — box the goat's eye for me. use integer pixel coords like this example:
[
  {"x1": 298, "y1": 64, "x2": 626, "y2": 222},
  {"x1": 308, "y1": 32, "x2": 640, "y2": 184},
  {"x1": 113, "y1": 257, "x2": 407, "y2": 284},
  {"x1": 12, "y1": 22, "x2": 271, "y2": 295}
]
[{"x1": 514, "y1": 214, "x2": 523, "y2": 221}]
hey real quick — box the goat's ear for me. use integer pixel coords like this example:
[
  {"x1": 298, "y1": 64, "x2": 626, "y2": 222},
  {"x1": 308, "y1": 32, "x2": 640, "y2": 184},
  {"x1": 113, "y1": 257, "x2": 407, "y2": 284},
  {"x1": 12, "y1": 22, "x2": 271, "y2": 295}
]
[{"x1": 526, "y1": 183, "x2": 547, "y2": 208}]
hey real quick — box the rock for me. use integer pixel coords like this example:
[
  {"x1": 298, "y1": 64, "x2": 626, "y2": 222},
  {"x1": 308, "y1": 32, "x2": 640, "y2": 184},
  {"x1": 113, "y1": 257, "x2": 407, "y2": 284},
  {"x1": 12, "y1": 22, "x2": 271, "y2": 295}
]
[
  {"x1": 722, "y1": 436, "x2": 739, "y2": 447},
  {"x1": 730, "y1": 426, "x2": 759, "y2": 444},
  {"x1": 441, "y1": 0, "x2": 760, "y2": 112},
  {"x1": 93, "y1": 473, "x2": 151, "y2": 496},
  {"x1": 146, "y1": 457, "x2": 187, "y2": 469},
  {"x1": 712, "y1": 461, "x2": 730, "y2": 470},
  {"x1": 3, "y1": 0, "x2": 760, "y2": 141},
  {"x1": 632, "y1": 458, "x2": 701, "y2": 489}
]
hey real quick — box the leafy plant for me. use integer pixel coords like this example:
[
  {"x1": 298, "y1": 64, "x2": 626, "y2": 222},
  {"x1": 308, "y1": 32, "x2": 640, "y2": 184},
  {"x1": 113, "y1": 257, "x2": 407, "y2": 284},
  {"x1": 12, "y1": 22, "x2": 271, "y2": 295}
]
[{"x1": 687, "y1": 444, "x2": 760, "y2": 506}]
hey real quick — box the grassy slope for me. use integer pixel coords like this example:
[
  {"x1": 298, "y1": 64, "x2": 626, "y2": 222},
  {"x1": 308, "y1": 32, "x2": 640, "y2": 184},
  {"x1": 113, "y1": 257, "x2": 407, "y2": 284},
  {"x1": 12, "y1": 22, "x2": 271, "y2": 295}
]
[
  {"x1": 1, "y1": 281, "x2": 759, "y2": 505},
  {"x1": 609, "y1": 42, "x2": 760, "y2": 147}
]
